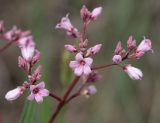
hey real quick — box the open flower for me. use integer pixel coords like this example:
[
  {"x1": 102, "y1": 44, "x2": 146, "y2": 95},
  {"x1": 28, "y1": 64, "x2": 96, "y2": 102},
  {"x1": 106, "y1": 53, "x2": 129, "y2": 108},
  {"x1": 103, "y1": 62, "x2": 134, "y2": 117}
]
[
  {"x1": 69, "y1": 53, "x2": 93, "y2": 76},
  {"x1": 55, "y1": 14, "x2": 78, "y2": 38},
  {"x1": 27, "y1": 82, "x2": 49, "y2": 103},
  {"x1": 5, "y1": 87, "x2": 24, "y2": 101},
  {"x1": 123, "y1": 65, "x2": 143, "y2": 80}
]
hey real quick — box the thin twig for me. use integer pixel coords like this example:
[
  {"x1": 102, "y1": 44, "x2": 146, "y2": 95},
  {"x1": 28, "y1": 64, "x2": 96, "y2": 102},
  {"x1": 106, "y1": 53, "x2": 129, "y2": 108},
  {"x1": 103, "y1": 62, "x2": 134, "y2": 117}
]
[
  {"x1": 0, "y1": 41, "x2": 14, "y2": 53},
  {"x1": 49, "y1": 93, "x2": 62, "y2": 102},
  {"x1": 92, "y1": 63, "x2": 117, "y2": 70}
]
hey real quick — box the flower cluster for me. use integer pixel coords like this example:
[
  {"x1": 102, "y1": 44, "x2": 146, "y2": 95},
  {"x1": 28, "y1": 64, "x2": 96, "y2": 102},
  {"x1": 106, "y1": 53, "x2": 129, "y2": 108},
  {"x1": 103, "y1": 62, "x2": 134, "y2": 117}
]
[
  {"x1": 2, "y1": 23, "x2": 49, "y2": 103},
  {"x1": 112, "y1": 36, "x2": 152, "y2": 80},
  {"x1": 0, "y1": 4, "x2": 154, "y2": 123},
  {"x1": 55, "y1": 6, "x2": 103, "y2": 97}
]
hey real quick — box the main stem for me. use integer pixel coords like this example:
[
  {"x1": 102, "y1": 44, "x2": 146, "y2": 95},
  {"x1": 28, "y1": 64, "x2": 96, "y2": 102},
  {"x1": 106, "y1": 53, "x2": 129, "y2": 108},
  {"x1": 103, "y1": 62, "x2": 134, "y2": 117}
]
[{"x1": 49, "y1": 76, "x2": 80, "y2": 123}]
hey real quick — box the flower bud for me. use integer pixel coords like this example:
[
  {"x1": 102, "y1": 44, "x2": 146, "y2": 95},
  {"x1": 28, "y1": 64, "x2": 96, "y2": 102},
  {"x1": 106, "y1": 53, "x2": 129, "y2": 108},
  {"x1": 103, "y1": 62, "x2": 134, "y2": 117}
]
[
  {"x1": 136, "y1": 37, "x2": 152, "y2": 53},
  {"x1": 90, "y1": 7, "x2": 103, "y2": 21},
  {"x1": 86, "y1": 44, "x2": 102, "y2": 56},
  {"x1": 123, "y1": 65, "x2": 143, "y2": 80},
  {"x1": 0, "y1": 20, "x2": 4, "y2": 33},
  {"x1": 87, "y1": 71, "x2": 102, "y2": 83},
  {"x1": 112, "y1": 55, "x2": 122, "y2": 64},
  {"x1": 114, "y1": 41, "x2": 123, "y2": 55},
  {"x1": 29, "y1": 65, "x2": 42, "y2": 82},
  {"x1": 5, "y1": 87, "x2": 24, "y2": 101},
  {"x1": 81, "y1": 85, "x2": 97, "y2": 98},
  {"x1": 32, "y1": 50, "x2": 40, "y2": 64},
  {"x1": 4, "y1": 26, "x2": 21, "y2": 41},
  {"x1": 80, "y1": 5, "x2": 91, "y2": 22},
  {"x1": 18, "y1": 56, "x2": 27, "y2": 68},
  {"x1": 18, "y1": 36, "x2": 35, "y2": 61},
  {"x1": 127, "y1": 36, "x2": 136, "y2": 50},
  {"x1": 64, "y1": 44, "x2": 77, "y2": 53}
]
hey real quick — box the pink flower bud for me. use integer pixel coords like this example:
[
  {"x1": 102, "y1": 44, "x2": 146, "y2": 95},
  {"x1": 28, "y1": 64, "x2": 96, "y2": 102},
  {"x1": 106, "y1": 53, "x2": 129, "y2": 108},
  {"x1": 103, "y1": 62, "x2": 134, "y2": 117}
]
[
  {"x1": 18, "y1": 36, "x2": 35, "y2": 61},
  {"x1": 136, "y1": 37, "x2": 152, "y2": 53},
  {"x1": 123, "y1": 65, "x2": 143, "y2": 80},
  {"x1": 32, "y1": 50, "x2": 41, "y2": 64},
  {"x1": 87, "y1": 71, "x2": 102, "y2": 83},
  {"x1": 0, "y1": 20, "x2": 4, "y2": 33},
  {"x1": 86, "y1": 44, "x2": 102, "y2": 56},
  {"x1": 80, "y1": 5, "x2": 91, "y2": 22},
  {"x1": 90, "y1": 7, "x2": 103, "y2": 21},
  {"x1": 5, "y1": 87, "x2": 24, "y2": 101},
  {"x1": 18, "y1": 56, "x2": 27, "y2": 68},
  {"x1": 4, "y1": 26, "x2": 20, "y2": 41},
  {"x1": 55, "y1": 14, "x2": 78, "y2": 38},
  {"x1": 81, "y1": 85, "x2": 97, "y2": 98},
  {"x1": 134, "y1": 51, "x2": 145, "y2": 59},
  {"x1": 127, "y1": 36, "x2": 136, "y2": 50},
  {"x1": 115, "y1": 41, "x2": 123, "y2": 55},
  {"x1": 29, "y1": 65, "x2": 42, "y2": 82},
  {"x1": 112, "y1": 55, "x2": 122, "y2": 64},
  {"x1": 64, "y1": 44, "x2": 77, "y2": 53}
]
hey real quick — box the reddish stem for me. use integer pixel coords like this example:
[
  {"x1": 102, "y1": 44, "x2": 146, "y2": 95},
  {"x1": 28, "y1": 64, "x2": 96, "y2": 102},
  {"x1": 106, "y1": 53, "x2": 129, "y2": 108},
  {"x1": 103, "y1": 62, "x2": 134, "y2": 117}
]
[
  {"x1": 63, "y1": 76, "x2": 80, "y2": 101},
  {"x1": 92, "y1": 63, "x2": 117, "y2": 70},
  {"x1": 0, "y1": 41, "x2": 14, "y2": 53},
  {"x1": 49, "y1": 93, "x2": 62, "y2": 102},
  {"x1": 48, "y1": 76, "x2": 80, "y2": 123}
]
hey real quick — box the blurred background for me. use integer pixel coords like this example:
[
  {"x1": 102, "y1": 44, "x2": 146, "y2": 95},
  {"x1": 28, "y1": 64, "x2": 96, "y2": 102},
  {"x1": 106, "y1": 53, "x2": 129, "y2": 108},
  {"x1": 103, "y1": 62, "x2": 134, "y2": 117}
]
[{"x1": 0, "y1": 0, "x2": 159, "y2": 123}]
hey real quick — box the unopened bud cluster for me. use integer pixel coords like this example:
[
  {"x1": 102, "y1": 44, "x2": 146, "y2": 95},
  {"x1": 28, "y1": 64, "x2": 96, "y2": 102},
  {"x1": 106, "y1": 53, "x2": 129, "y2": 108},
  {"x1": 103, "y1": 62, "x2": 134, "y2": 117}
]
[{"x1": 112, "y1": 36, "x2": 152, "y2": 80}]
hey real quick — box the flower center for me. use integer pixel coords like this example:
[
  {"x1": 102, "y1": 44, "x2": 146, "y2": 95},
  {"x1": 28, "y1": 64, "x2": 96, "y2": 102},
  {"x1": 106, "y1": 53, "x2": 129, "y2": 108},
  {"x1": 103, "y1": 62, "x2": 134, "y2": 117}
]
[
  {"x1": 80, "y1": 60, "x2": 85, "y2": 65},
  {"x1": 33, "y1": 88, "x2": 39, "y2": 94}
]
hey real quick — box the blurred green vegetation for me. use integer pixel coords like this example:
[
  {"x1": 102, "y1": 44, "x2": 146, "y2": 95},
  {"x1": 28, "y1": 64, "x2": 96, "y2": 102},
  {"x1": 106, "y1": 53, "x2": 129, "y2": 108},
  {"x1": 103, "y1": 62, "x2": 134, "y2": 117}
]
[{"x1": 0, "y1": 0, "x2": 159, "y2": 123}]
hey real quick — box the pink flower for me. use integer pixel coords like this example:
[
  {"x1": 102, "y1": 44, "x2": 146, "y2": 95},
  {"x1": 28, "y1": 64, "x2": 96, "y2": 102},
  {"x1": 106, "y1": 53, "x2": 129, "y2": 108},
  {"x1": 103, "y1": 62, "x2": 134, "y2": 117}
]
[
  {"x1": 27, "y1": 82, "x2": 49, "y2": 103},
  {"x1": 64, "y1": 44, "x2": 77, "y2": 53},
  {"x1": 123, "y1": 65, "x2": 143, "y2": 80},
  {"x1": 114, "y1": 41, "x2": 123, "y2": 55},
  {"x1": 55, "y1": 14, "x2": 78, "y2": 38},
  {"x1": 69, "y1": 53, "x2": 93, "y2": 76},
  {"x1": 5, "y1": 87, "x2": 24, "y2": 101},
  {"x1": 18, "y1": 36, "x2": 35, "y2": 61},
  {"x1": 86, "y1": 44, "x2": 102, "y2": 56},
  {"x1": 127, "y1": 36, "x2": 136, "y2": 50},
  {"x1": 112, "y1": 55, "x2": 122, "y2": 64},
  {"x1": 32, "y1": 50, "x2": 41, "y2": 64},
  {"x1": 90, "y1": 7, "x2": 103, "y2": 21}
]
